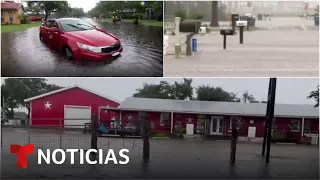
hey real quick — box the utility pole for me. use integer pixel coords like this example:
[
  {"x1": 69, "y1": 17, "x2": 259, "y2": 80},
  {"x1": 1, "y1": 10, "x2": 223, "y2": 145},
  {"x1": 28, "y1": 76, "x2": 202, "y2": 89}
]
[
  {"x1": 262, "y1": 81, "x2": 272, "y2": 156},
  {"x1": 265, "y1": 78, "x2": 277, "y2": 163}
]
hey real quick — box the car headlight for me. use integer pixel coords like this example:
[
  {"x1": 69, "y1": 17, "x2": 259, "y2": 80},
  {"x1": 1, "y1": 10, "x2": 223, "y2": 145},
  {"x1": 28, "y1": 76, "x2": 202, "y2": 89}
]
[{"x1": 76, "y1": 42, "x2": 101, "y2": 53}]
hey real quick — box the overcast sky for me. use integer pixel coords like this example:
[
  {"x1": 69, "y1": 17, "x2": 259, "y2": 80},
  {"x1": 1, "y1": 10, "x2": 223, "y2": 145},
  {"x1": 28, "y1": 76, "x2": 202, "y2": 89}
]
[
  {"x1": 22, "y1": 0, "x2": 99, "y2": 13},
  {"x1": 24, "y1": 78, "x2": 320, "y2": 105},
  {"x1": 67, "y1": 0, "x2": 99, "y2": 12}
]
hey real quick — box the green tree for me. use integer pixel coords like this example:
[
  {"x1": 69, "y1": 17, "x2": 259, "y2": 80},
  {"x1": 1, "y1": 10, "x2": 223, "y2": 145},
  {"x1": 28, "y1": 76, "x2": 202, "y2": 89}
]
[
  {"x1": 88, "y1": 1, "x2": 162, "y2": 19},
  {"x1": 1, "y1": 78, "x2": 62, "y2": 119},
  {"x1": 242, "y1": 91, "x2": 256, "y2": 103},
  {"x1": 195, "y1": 85, "x2": 238, "y2": 102},
  {"x1": 133, "y1": 78, "x2": 193, "y2": 100},
  {"x1": 1, "y1": 79, "x2": 21, "y2": 118},
  {"x1": 71, "y1": 8, "x2": 86, "y2": 18},
  {"x1": 308, "y1": 85, "x2": 319, "y2": 107},
  {"x1": 27, "y1": 1, "x2": 69, "y2": 20}
]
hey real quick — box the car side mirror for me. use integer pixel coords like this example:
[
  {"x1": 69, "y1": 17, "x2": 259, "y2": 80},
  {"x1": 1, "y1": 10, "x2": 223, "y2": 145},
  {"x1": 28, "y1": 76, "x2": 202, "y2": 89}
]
[{"x1": 51, "y1": 27, "x2": 60, "y2": 33}]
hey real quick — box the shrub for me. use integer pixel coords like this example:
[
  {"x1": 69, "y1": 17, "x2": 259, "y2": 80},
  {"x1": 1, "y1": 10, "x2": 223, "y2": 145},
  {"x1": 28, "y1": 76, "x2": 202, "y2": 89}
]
[
  {"x1": 188, "y1": 13, "x2": 204, "y2": 20},
  {"x1": 19, "y1": 14, "x2": 30, "y2": 24},
  {"x1": 132, "y1": 13, "x2": 143, "y2": 20},
  {"x1": 174, "y1": 10, "x2": 186, "y2": 22}
]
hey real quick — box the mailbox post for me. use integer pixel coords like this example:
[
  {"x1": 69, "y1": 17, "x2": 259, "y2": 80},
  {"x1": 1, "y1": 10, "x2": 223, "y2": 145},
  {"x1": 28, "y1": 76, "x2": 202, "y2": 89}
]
[
  {"x1": 174, "y1": 17, "x2": 181, "y2": 58},
  {"x1": 236, "y1": 20, "x2": 247, "y2": 44},
  {"x1": 220, "y1": 29, "x2": 234, "y2": 50},
  {"x1": 179, "y1": 20, "x2": 201, "y2": 56}
]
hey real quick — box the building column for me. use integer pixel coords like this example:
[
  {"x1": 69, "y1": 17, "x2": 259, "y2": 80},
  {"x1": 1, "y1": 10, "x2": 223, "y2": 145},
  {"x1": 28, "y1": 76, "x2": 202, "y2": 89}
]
[
  {"x1": 119, "y1": 110, "x2": 122, "y2": 125},
  {"x1": 301, "y1": 117, "x2": 305, "y2": 137},
  {"x1": 170, "y1": 112, "x2": 174, "y2": 133}
]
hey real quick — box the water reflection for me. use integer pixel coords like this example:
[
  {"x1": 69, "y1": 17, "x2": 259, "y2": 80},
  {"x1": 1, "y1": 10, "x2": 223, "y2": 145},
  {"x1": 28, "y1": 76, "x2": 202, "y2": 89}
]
[{"x1": 1, "y1": 18, "x2": 163, "y2": 77}]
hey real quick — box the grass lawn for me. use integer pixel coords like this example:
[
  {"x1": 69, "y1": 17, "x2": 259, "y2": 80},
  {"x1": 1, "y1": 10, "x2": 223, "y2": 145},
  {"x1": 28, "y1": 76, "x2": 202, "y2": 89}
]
[
  {"x1": 100, "y1": 18, "x2": 163, "y2": 27},
  {"x1": 1, "y1": 22, "x2": 42, "y2": 33}
]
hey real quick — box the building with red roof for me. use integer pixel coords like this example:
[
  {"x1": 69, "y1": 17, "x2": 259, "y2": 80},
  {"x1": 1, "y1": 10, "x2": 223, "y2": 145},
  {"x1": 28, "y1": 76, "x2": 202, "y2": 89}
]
[{"x1": 1, "y1": 1, "x2": 24, "y2": 24}]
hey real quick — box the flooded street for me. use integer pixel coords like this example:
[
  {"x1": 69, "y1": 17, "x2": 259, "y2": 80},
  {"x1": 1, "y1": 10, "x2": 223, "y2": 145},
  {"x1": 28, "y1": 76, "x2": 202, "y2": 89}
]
[
  {"x1": 164, "y1": 17, "x2": 319, "y2": 77},
  {"x1": 1, "y1": 138, "x2": 319, "y2": 179},
  {"x1": 1, "y1": 18, "x2": 163, "y2": 77}
]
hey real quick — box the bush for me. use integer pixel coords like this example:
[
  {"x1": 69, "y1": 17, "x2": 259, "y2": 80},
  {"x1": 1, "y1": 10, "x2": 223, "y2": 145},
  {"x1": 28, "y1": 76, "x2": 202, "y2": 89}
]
[
  {"x1": 19, "y1": 14, "x2": 30, "y2": 24},
  {"x1": 174, "y1": 10, "x2": 186, "y2": 22},
  {"x1": 188, "y1": 13, "x2": 204, "y2": 20},
  {"x1": 132, "y1": 13, "x2": 143, "y2": 20}
]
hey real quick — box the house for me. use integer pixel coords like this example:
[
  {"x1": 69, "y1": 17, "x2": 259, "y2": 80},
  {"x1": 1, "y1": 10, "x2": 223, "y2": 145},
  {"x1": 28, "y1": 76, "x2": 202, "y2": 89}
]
[
  {"x1": 24, "y1": 86, "x2": 120, "y2": 128},
  {"x1": 102, "y1": 97, "x2": 319, "y2": 141},
  {"x1": 1, "y1": 1, "x2": 24, "y2": 24}
]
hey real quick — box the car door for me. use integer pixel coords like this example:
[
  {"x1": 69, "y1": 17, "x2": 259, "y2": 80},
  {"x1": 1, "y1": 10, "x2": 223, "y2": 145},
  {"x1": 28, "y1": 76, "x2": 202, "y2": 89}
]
[
  {"x1": 41, "y1": 20, "x2": 52, "y2": 42},
  {"x1": 50, "y1": 20, "x2": 62, "y2": 50}
]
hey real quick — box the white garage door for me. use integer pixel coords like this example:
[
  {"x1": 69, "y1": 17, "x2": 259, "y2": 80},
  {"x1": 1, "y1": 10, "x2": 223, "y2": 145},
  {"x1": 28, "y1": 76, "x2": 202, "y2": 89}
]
[{"x1": 64, "y1": 106, "x2": 91, "y2": 128}]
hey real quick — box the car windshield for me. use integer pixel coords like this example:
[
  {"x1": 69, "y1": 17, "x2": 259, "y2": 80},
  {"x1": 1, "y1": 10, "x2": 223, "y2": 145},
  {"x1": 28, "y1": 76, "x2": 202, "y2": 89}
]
[{"x1": 59, "y1": 19, "x2": 95, "y2": 32}]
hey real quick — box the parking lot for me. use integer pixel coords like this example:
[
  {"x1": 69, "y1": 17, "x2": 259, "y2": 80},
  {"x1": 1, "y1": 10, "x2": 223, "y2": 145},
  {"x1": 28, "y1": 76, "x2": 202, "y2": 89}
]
[{"x1": 1, "y1": 127, "x2": 318, "y2": 179}]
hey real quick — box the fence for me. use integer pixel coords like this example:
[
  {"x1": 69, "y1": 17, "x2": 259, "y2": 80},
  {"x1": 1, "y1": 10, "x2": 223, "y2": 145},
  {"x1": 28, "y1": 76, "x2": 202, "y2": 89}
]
[
  {"x1": 1, "y1": 117, "x2": 148, "y2": 161},
  {"x1": 1, "y1": 118, "x2": 318, "y2": 152}
]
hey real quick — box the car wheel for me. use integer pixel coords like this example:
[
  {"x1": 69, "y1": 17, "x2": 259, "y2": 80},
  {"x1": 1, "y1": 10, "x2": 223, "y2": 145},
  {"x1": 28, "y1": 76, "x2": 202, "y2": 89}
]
[
  {"x1": 39, "y1": 34, "x2": 43, "y2": 41},
  {"x1": 64, "y1": 47, "x2": 73, "y2": 61}
]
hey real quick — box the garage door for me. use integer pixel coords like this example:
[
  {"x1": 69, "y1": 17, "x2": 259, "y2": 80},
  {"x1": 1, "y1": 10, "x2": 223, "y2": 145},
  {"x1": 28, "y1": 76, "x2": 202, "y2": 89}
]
[{"x1": 64, "y1": 106, "x2": 91, "y2": 128}]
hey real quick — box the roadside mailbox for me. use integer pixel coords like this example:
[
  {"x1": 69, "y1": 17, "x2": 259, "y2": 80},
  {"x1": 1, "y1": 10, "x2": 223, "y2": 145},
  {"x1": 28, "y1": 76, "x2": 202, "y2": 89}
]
[
  {"x1": 179, "y1": 20, "x2": 201, "y2": 56},
  {"x1": 220, "y1": 29, "x2": 234, "y2": 36},
  {"x1": 236, "y1": 20, "x2": 247, "y2": 44},
  {"x1": 231, "y1": 14, "x2": 239, "y2": 34},
  {"x1": 240, "y1": 15, "x2": 255, "y2": 30},
  {"x1": 199, "y1": 27, "x2": 206, "y2": 34},
  {"x1": 220, "y1": 29, "x2": 234, "y2": 49},
  {"x1": 179, "y1": 20, "x2": 201, "y2": 34}
]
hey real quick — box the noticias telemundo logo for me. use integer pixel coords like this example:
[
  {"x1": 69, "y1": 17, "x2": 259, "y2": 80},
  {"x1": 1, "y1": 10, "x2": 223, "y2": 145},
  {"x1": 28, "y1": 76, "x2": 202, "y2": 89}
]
[{"x1": 10, "y1": 144, "x2": 130, "y2": 168}]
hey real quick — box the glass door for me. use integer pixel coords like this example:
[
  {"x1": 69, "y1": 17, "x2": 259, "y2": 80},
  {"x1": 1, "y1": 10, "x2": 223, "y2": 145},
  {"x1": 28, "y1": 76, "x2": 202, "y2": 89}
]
[{"x1": 210, "y1": 116, "x2": 223, "y2": 135}]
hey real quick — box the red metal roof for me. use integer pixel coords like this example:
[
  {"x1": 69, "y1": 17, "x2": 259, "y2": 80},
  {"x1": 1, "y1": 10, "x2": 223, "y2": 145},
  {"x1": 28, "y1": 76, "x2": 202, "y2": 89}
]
[{"x1": 1, "y1": 2, "x2": 23, "y2": 10}]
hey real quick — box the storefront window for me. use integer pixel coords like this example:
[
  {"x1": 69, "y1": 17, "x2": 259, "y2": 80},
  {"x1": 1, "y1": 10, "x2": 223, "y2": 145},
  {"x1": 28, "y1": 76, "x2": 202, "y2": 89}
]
[
  {"x1": 160, "y1": 113, "x2": 170, "y2": 126},
  {"x1": 289, "y1": 120, "x2": 300, "y2": 131}
]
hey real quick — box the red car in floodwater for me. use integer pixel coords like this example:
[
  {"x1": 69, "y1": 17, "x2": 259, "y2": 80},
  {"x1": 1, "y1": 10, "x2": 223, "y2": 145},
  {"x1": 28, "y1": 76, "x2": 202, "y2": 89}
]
[{"x1": 39, "y1": 18, "x2": 123, "y2": 61}]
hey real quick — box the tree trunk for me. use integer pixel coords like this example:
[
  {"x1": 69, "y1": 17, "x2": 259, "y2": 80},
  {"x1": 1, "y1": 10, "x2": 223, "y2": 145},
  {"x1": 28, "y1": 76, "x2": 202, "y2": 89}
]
[
  {"x1": 26, "y1": 105, "x2": 30, "y2": 119},
  {"x1": 210, "y1": 1, "x2": 219, "y2": 27},
  {"x1": 10, "y1": 107, "x2": 14, "y2": 118},
  {"x1": 44, "y1": 11, "x2": 51, "y2": 21}
]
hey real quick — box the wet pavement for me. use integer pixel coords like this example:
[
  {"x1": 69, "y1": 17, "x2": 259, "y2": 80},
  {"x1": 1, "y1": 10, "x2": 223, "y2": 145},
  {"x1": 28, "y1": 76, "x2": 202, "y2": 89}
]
[
  {"x1": 1, "y1": 18, "x2": 163, "y2": 77},
  {"x1": 164, "y1": 17, "x2": 319, "y2": 77},
  {"x1": 1, "y1": 129, "x2": 319, "y2": 179}
]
